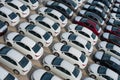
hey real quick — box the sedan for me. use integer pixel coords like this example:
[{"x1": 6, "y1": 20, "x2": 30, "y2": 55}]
[
  {"x1": 73, "y1": 16, "x2": 102, "y2": 36},
  {"x1": 45, "y1": 1, "x2": 73, "y2": 18},
  {"x1": 78, "y1": 10, "x2": 105, "y2": 25},
  {"x1": 93, "y1": 51, "x2": 120, "y2": 75},
  {"x1": 104, "y1": 25, "x2": 120, "y2": 37},
  {"x1": 100, "y1": 32, "x2": 120, "y2": 47}
]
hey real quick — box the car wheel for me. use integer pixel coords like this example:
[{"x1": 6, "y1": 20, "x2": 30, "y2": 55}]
[
  {"x1": 74, "y1": 64, "x2": 79, "y2": 68},
  {"x1": 69, "y1": 31, "x2": 74, "y2": 34},
  {"x1": 26, "y1": 55, "x2": 33, "y2": 59},
  {"x1": 19, "y1": 31, "x2": 24, "y2": 35},
  {"x1": 7, "y1": 42, "x2": 12, "y2": 47},
  {"x1": 30, "y1": 22, "x2": 34, "y2": 25},
  {"x1": 13, "y1": 69, "x2": 20, "y2": 75},
  {"x1": 16, "y1": 13, "x2": 20, "y2": 17},
  {"x1": 96, "y1": 61, "x2": 100, "y2": 64},
  {"x1": 5, "y1": 21, "x2": 9, "y2": 26},
  {"x1": 0, "y1": 3, "x2": 4, "y2": 7},
  {"x1": 99, "y1": 49, "x2": 105, "y2": 53},
  {"x1": 62, "y1": 41, "x2": 67, "y2": 45},
  {"x1": 48, "y1": 32, "x2": 52, "y2": 36},
  {"x1": 38, "y1": 42, "x2": 43, "y2": 47},
  {"x1": 90, "y1": 74, "x2": 96, "y2": 79},
  {"x1": 44, "y1": 66, "x2": 50, "y2": 71},
  {"x1": 66, "y1": 79, "x2": 70, "y2": 80},
  {"x1": 27, "y1": 6, "x2": 30, "y2": 9},
  {"x1": 39, "y1": 13, "x2": 43, "y2": 16},
  {"x1": 53, "y1": 52, "x2": 59, "y2": 56}
]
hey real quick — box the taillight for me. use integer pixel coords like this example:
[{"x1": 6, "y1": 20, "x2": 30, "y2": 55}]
[
  {"x1": 35, "y1": 55, "x2": 40, "y2": 57},
  {"x1": 22, "y1": 70, "x2": 28, "y2": 72}
]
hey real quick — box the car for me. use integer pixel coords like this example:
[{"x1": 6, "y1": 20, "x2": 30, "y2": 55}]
[
  {"x1": 60, "y1": 32, "x2": 93, "y2": 56},
  {"x1": 52, "y1": 42, "x2": 88, "y2": 69},
  {"x1": 72, "y1": 0, "x2": 83, "y2": 6},
  {"x1": 82, "y1": 4, "x2": 107, "y2": 20},
  {"x1": 19, "y1": 0, "x2": 39, "y2": 10},
  {"x1": 83, "y1": 77, "x2": 95, "y2": 80},
  {"x1": 86, "y1": 0, "x2": 110, "y2": 13},
  {"x1": 98, "y1": 41, "x2": 120, "y2": 60},
  {"x1": 0, "y1": 0, "x2": 30, "y2": 18},
  {"x1": 88, "y1": 64, "x2": 120, "y2": 80},
  {"x1": 107, "y1": 18, "x2": 120, "y2": 27},
  {"x1": 43, "y1": 54, "x2": 82, "y2": 80},
  {"x1": 45, "y1": 1, "x2": 73, "y2": 18},
  {"x1": 104, "y1": 25, "x2": 120, "y2": 37},
  {"x1": 0, "y1": 44, "x2": 32, "y2": 75},
  {"x1": 53, "y1": 0, "x2": 78, "y2": 11},
  {"x1": 31, "y1": 69, "x2": 62, "y2": 80},
  {"x1": 100, "y1": 32, "x2": 120, "y2": 47},
  {"x1": 28, "y1": 14, "x2": 61, "y2": 36},
  {"x1": 93, "y1": 50, "x2": 120, "y2": 75},
  {"x1": 37, "y1": 7, "x2": 68, "y2": 27},
  {"x1": 78, "y1": 10, "x2": 105, "y2": 25},
  {"x1": 73, "y1": 16, "x2": 102, "y2": 36},
  {"x1": 18, "y1": 22, "x2": 53, "y2": 47},
  {"x1": 0, "y1": 67, "x2": 18, "y2": 80},
  {"x1": 67, "y1": 24, "x2": 98, "y2": 45},
  {"x1": 114, "y1": 3, "x2": 120, "y2": 8},
  {"x1": 112, "y1": 7, "x2": 120, "y2": 14},
  {"x1": 5, "y1": 32, "x2": 44, "y2": 60},
  {"x1": 0, "y1": 20, "x2": 8, "y2": 36},
  {"x1": 110, "y1": 12, "x2": 120, "y2": 21},
  {"x1": 0, "y1": 6, "x2": 20, "y2": 26}
]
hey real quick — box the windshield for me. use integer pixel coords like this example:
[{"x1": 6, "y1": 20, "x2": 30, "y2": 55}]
[
  {"x1": 52, "y1": 57, "x2": 63, "y2": 65},
  {"x1": 91, "y1": 33, "x2": 96, "y2": 39},
  {"x1": 30, "y1": 0, "x2": 37, "y2": 4},
  {"x1": 80, "y1": 53, "x2": 86, "y2": 62},
  {"x1": 61, "y1": 45, "x2": 71, "y2": 52},
  {"x1": 32, "y1": 43, "x2": 40, "y2": 53},
  {"x1": 4, "y1": 73, "x2": 15, "y2": 80},
  {"x1": 106, "y1": 43, "x2": 114, "y2": 49},
  {"x1": 0, "y1": 46, "x2": 11, "y2": 55},
  {"x1": 72, "y1": 67, "x2": 80, "y2": 77},
  {"x1": 86, "y1": 41, "x2": 91, "y2": 50},
  {"x1": 19, "y1": 57, "x2": 29, "y2": 68},
  {"x1": 68, "y1": 34, "x2": 77, "y2": 40},
  {"x1": 36, "y1": 16, "x2": 44, "y2": 21},
  {"x1": 13, "y1": 34, "x2": 24, "y2": 41},
  {"x1": 60, "y1": 15, "x2": 65, "y2": 21},
  {"x1": 66, "y1": 8, "x2": 72, "y2": 14},
  {"x1": 25, "y1": 24, "x2": 35, "y2": 30},
  {"x1": 118, "y1": 76, "x2": 120, "y2": 80},
  {"x1": 98, "y1": 66, "x2": 107, "y2": 74},
  {"x1": 41, "y1": 72, "x2": 53, "y2": 80},
  {"x1": 75, "y1": 25, "x2": 83, "y2": 30},
  {"x1": 0, "y1": 20, "x2": 5, "y2": 29},
  {"x1": 96, "y1": 24, "x2": 100, "y2": 31},
  {"x1": 52, "y1": 23, "x2": 59, "y2": 30},
  {"x1": 8, "y1": 12, "x2": 17, "y2": 19},
  {"x1": 20, "y1": 5, "x2": 27, "y2": 11},
  {"x1": 43, "y1": 32, "x2": 51, "y2": 40}
]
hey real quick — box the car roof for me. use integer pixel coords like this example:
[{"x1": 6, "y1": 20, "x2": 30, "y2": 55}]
[
  {"x1": 0, "y1": 67, "x2": 9, "y2": 80},
  {"x1": 42, "y1": 17, "x2": 55, "y2": 26},
  {"x1": 0, "y1": 6, "x2": 12, "y2": 15}
]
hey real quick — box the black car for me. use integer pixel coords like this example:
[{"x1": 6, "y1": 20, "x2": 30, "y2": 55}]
[
  {"x1": 46, "y1": 1, "x2": 73, "y2": 18},
  {"x1": 93, "y1": 51, "x2": 120, "y2": 75}
]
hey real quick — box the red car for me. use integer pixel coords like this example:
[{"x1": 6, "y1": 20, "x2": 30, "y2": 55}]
[
  {"x1": 73, "y1": 16, "x2": 102, "y2": 36},
  {"x1": 104, "y1": 25, "x2": 120, "y2": 37},
  {"x1": 100, "y1": 32, "x2": 120, "y2": 47}
]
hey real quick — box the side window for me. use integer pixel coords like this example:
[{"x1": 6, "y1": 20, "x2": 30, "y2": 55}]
[
  {"x1": 110, "y1": 50, "x2": 120, "y2": 56},
  {"x1": 16, "y1": 42, "x2": 31, "y2": 51},
  {"x1": 78, "y1": 31, "x2": 90, "y2": 38},
  {"x1": 56, "y1": 66, "x2": 71, "y2": 76},
  {"x1": 64, "y1": 52, "x2": 78, "y2": 61},
  {"x1": 7, "y1": 3, "x2": 19, "y2": 10},
  {"x1": 0, "y1": 11, "x2": 7, "y2": 18},
  {"x1": 28, "y1": 31, "x2": 42, "y2": 39},
  {"x1": 102, "y1": 75, "x2": 113, "y2": 80},
  {"x1": 72, "y1": 41, "x2": 84, "y2": 48},
  {"x1": 47, "y1": 13, "x2": 59, "y2": 20},
  {"x1": 24, "y1": 0, "x2": 29, "y2": 2},
  {"x1": 1, "y1": 56, "x2": 17, "y2": 65},
  {"x1": 39, "y1": 21, "x2": 51, "y2": 29}
]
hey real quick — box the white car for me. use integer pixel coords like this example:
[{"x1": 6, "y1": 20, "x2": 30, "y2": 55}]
[
  {"x1": 72, "y1": 0, "x2": 83, "y2": 6},
  {"x1": 98, "y1": 41, "x2": 120, "y2": 60},
  {"x1": 18, "y1": 22, "x2": 53, "y2": 47},
  {"x1": 0, "y1": 44, "x2": 32, "y2": 75},
  {"x1": 67, "y1": 24, "x2": 98, "y2": 45},
  {"x1": 31, "y1": 69, "x2": 62, "y2": 80},
  {"x1": 43, "y1": 55, "x2": 82, "y2": 80},
  {"x1": 0, "y1": 20, "x2": 8, "y2": 36},
  {"x1": 28, "y1": 14, "x2": 61, "y2": 36},
  {"x1": 52, "y1": 42, "x2": 88, "y2": 69},
  {"x1": 37, "y1": 7, "x2": 68, "y2": 27},
  {"x1": 60, "y1": 32, "x2": 93, "y2": 56},
  {"x1": 5, "y1": 32, "x2": 44, "y2": 60},
  {"x1": 83, "y1": 77, "x2": 95, "y2": 80},
  {"x1": 88, "y1": 64, "x2": 120, "y2": 80},
  {"x1": 19, "y1": 0, "x2": 39, "y2": 10},
  {"x1": 1, "y1": 0, "x2": 30, "y2": 18},
  {"x1": 0, "y1": 67, "x2": 18, "y2": 80},
  {"x1": 111, "y1": 13, "x2": 120, "y2": 21},
  {"x1": 0, "y1": 6, "x2": 20, "y2": 26}
]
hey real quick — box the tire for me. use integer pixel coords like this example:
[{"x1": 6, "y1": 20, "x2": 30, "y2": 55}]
[
  {"x1": 74, "y1": 64, "x2": 79, "y2": 68},
  {"x1": 53, "y1": 52, "x2": 59, "y2": 56},
  {"x1": 30, "y1": 22, "x2": 34, "y2": 25},
  {"x1": 48, "y1": 32, "x2": 52, "y2": 36},
  {"x1": 96, "y1": 61, "x2": 100, "y2": 64},
  {"x1": 38, "y1": 42, "x2": 43, "y2": 47},
  {"x1": 69, "y1": 31, "x2": 74, "y2": 34},
  {"x1": 39, "y1": 13, "x2": 43, "y2": 16},
  {"x1": 13, "y1": 69, "x2": 20, "y2": 75},
  {"x1": 16, "y1": 13, "x2": 20, "y2": 17},
  {"x1": 7, "y1": 42, "x2": 12, "y2": 47},
  {"x1": 44, "y1": 66, "x2": 50, "y2": 71},
  {"x1": 62, "y1": 41, "x2": 67, "y2": 45},
  {"x1": 90, "y1": 74, "x2": 96, "y2": 79},
  {"x1": 5, "y1": 21, "x2": 9, "y2": 26},
  {"x1": 27, "y1": 6, "x2": 30, "y2": 9},
  {"x1": 26, "y1": 55, "x2": 33, "y2": 59},
  {"x1": 19, "y1": 31, "x2": 24, "y2": 35}
]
